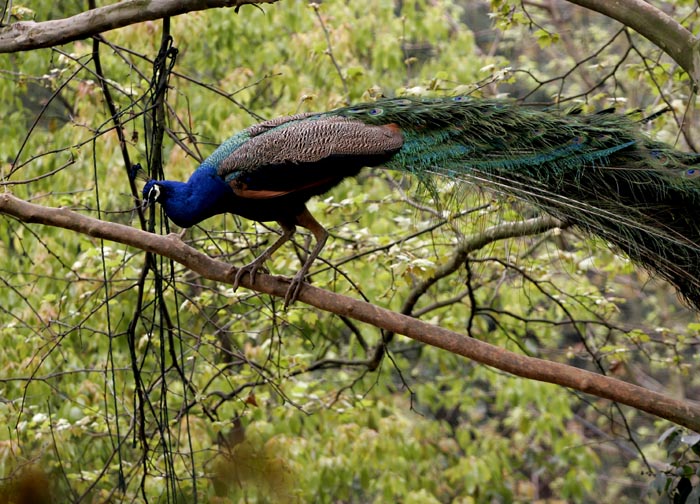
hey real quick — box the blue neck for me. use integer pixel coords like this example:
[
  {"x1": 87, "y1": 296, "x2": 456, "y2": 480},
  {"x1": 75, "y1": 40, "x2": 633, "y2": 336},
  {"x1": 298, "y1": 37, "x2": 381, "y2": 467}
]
[{"x1": 159, "y1": 165, "x2": 234, "y2": 228}]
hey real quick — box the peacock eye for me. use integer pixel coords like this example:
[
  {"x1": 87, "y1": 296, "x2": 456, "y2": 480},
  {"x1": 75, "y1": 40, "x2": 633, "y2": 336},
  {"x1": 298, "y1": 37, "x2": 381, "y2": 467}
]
[
  {"x1": 368, "y1": 108, "x2": 384, "y2": 116},
  {"x1": 147, "y1": 184, "x2": 161, "y2": 203},
  {"x1": 453, "y1": 96, "x2": 468, "y2": 102},
  {"x1": 686, "y1": 168, "x2": 699, "y2": 178}
]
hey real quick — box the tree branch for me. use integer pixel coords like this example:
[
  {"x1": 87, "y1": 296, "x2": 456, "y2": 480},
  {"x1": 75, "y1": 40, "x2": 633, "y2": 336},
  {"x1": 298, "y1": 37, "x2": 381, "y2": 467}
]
[
  {"x1": 566, "y1": 0, "x2": 700, "y2": 86},
  {"x1": 1, "y1": 192, "x2": 699, "y2": 432},
  {"x1": 0, "y1": 0, "x2": 279, "y2": 53}
]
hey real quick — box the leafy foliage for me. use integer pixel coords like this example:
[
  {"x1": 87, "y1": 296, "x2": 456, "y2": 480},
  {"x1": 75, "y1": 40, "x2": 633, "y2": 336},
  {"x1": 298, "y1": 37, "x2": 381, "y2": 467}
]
[{"x1": 1, "y1": 0, "x2": 699, "y2": 502}]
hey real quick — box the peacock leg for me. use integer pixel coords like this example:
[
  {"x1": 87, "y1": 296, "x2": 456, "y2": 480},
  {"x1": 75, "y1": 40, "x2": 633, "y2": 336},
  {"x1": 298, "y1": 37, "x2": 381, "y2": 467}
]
[
  {"x1": 284, "y1": 207, "x2": 329, "y2": 308},
  {"x1": 232, "y1": 223, "x2": 296, "y2": 291}
]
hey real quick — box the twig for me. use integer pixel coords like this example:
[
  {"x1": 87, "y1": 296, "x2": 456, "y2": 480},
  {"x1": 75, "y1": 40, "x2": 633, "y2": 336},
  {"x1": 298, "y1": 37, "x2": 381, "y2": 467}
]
[{"x1": 311, "y1": 3, "x2": 349, "y2": 103}]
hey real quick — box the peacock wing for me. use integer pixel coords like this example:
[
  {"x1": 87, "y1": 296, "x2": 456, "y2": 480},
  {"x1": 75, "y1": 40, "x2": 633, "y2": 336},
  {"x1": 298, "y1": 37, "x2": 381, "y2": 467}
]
[{"x1": 219, "y1": 116, "x2": 404, "y2": 199}]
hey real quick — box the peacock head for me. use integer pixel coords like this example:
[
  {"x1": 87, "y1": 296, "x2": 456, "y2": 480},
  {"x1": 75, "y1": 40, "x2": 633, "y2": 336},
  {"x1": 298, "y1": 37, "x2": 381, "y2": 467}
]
[
  {"x1": 128, "y1": 165, "x2": 161, "y2": 209},
  {"x1": 140, "y1": 178, "x2": 200, "y2": 228},
  {"x1": 142, "y1": 179, "x2": 162, "y2": 207},
  {"x1": 140, "y1": 170, "x2": 234, "y2": 229}
]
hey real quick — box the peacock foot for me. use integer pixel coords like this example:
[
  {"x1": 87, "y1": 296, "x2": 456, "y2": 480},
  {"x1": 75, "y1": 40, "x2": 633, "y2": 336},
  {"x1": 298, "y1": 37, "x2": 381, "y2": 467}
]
[
  {"x1": 231, "y1": 258, "x2": 269, "y2": 291},
  {"x1": 283, "y1": 271, "x2": 307, "y2": 309}
]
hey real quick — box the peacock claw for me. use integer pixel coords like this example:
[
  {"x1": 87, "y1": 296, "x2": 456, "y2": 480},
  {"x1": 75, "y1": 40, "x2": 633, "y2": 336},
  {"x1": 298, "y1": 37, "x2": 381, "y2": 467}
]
[
  {"x1": 231, "y1": 260, "x2": 269, "y2": 291},
  {"x1": 283, "y1": 273, "x2": 306, "y2": 309}
]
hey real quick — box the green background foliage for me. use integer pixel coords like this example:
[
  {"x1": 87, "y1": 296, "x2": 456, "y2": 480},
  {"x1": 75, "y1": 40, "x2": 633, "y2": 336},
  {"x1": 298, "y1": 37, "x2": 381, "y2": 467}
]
[{"x1": 1, "y1": 0, "x2": 699, "y2": 502}]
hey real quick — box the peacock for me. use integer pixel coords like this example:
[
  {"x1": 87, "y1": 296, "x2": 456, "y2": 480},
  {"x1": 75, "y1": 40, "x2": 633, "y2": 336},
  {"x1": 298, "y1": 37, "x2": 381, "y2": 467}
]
[{"x1": 141, "y1": 96, "x2": 700, "y2": 308}]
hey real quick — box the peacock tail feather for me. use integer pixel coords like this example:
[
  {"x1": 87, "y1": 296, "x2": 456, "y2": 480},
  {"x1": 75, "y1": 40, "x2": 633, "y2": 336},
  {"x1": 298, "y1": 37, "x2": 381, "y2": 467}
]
[{"x1": 329, "y1": 96, "x2": 700, "y2": 309}]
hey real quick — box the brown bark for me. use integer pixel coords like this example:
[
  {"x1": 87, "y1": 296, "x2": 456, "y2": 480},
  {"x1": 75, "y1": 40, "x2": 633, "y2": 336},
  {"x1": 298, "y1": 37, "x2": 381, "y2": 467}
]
[
  {"x1": 2, "y1": 192, "x2": 699, "y2": 432},
  {"x1": 0, "y1": 0, "x2": 279, "y2": 53}
]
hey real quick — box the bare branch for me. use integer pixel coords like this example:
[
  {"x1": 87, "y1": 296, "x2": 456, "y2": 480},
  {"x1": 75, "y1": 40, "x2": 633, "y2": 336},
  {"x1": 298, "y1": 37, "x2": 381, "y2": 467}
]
[
  {"x1": 566, "y1": 0, "x2": 700, "y2": 86},
  {"x1": 2, "y1": 192, "x2": 700, "y2": 431},
  {"x1": 404, "y1": 215, "x2": 563, "y2": 310},
  {"x1": 0, "y1": 0, "x2": 280, "y2": 53}
]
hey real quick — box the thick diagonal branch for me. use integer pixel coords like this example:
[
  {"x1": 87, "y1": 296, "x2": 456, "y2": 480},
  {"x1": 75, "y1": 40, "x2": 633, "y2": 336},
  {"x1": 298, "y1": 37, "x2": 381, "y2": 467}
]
[{"x1": 1, "y1": 192, "x2": 699, "y2": 432}]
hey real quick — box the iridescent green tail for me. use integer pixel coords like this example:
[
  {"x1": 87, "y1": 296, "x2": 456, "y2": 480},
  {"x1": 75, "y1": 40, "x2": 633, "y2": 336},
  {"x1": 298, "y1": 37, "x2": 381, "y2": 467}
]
[{"x1": 334, "y1": 97, "x2": 700, "y2": 309}]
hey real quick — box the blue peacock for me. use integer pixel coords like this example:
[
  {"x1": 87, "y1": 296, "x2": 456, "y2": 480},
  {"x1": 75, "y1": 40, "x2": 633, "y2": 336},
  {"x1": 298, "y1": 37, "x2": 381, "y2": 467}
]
[{"x1": 142, "y1": 96, "x2": 700, "y2": 307}]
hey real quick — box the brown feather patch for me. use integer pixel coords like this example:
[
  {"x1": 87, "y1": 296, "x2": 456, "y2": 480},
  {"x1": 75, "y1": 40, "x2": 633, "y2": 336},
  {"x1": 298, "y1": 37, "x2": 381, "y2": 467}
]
[{"x1": 219, "y1": 118, "x2": 404, "y2": 176}]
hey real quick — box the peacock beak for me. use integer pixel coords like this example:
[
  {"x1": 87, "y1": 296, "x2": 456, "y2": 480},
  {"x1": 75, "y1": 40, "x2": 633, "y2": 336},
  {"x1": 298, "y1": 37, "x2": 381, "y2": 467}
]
[{"x1": 141, "y1": 191, "x2": 151, "y2": 211}]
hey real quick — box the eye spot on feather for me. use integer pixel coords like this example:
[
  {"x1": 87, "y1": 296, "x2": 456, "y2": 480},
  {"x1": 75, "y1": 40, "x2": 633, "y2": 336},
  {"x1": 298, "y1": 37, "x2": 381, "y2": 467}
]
[
  {"x1": 368, "y1": 108, "x2": 384, "y2": 116},
  {"x1": 651, "y1": 150, "x2": 669, "y2": 165},
  {"x1": 452, "y1": 96, "x2": 468, "y2": 102},
  {"x1": 684, "y1": 168, "x2": 700, "y2": 178},
  {"x1": 570, "y1": 136, "x2": 586, "y2": 145}
]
